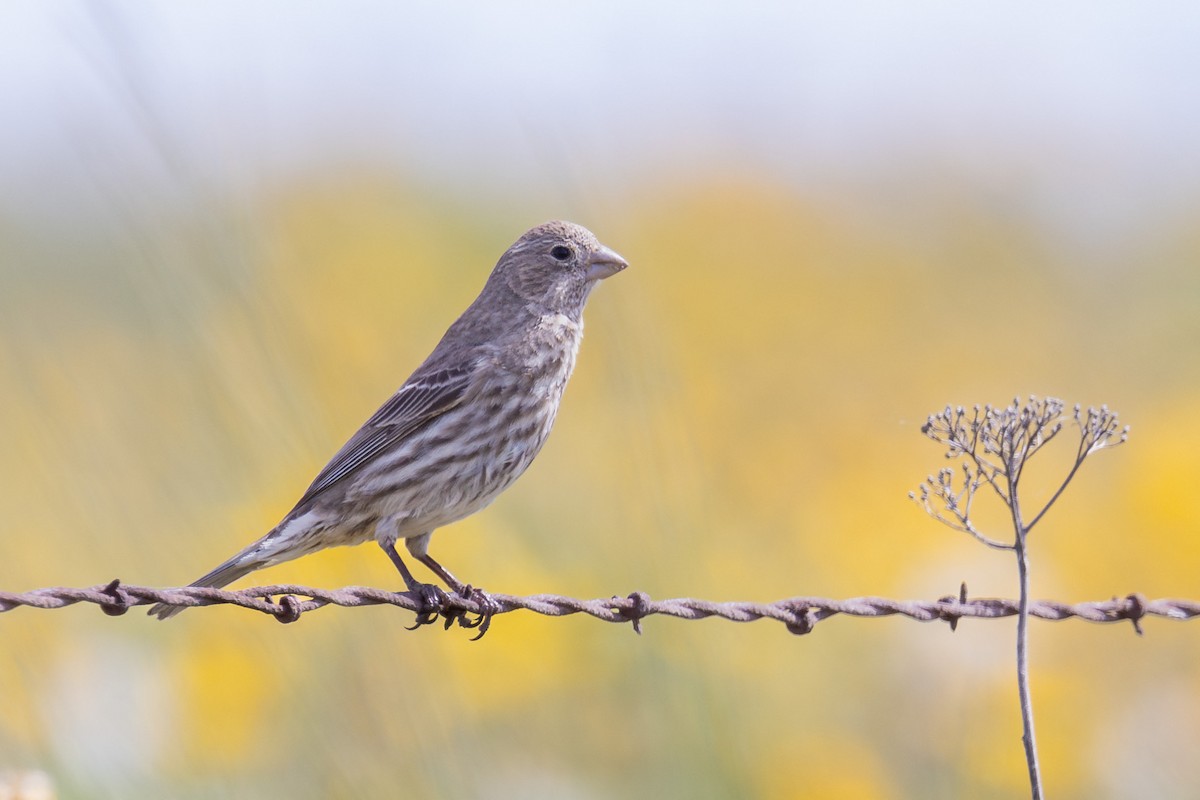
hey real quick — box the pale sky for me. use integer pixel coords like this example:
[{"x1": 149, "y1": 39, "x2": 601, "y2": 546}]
[{"x1": 2, "y1": 2, "x2": 1199, "y2": 244}]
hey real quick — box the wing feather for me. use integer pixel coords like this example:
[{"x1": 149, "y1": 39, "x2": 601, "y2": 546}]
[{"x1": 291, "y1": 364, "x2": 474, "y2": 507}]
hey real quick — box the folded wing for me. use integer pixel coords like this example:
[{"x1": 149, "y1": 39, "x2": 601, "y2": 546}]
[{"x1": 291, "y1": 364, "x2": 475, "y2": 507}]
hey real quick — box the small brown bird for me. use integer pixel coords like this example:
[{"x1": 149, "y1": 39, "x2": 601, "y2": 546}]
[{"x1": 149, "y1": 221, "x2": 627, "y2": 629}]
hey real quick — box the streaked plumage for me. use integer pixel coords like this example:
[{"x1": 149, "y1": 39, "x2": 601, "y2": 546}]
[{"x1": 149, "y1": 221, "x2": 627, "y2": 622}]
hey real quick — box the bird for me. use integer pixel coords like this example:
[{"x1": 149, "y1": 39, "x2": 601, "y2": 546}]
[{"x1": 148, "y1": 220, "x2": 627, "y2": 632}]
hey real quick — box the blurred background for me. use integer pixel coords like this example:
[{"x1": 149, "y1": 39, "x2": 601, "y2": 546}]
[{"x1": 2, "y1": 2, "x2": 1199, "y2": 798}]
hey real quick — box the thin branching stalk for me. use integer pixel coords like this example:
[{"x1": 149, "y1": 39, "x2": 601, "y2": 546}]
[
  {"x1": 1014, "y1": 535, "x2": 1041, "y2": 797},
  {"x1": 1008, "y1": 484, "x2": 1042, "y2": 798},
  {"x1": 912, "y1": 396, "x2": 1127, "y2": 800}
]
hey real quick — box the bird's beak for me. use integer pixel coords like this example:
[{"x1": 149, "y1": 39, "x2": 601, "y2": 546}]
[{"x1": 586, "y1": 245, "x2": 628, "y2": 281}]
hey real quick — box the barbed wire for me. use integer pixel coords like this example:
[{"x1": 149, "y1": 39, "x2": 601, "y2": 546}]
[{"x1": 2, "y1": 580, "x2": 1198, "y2": 636}]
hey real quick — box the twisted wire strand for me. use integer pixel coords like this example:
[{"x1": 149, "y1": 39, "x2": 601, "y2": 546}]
[{"x1": 2, "y1": 580, "x2": 1195, "y2": 635}]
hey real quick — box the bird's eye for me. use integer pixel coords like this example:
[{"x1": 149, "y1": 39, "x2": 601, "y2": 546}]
[{"x1": 550, "y1": 245, "x2": 572, "y2": 261}]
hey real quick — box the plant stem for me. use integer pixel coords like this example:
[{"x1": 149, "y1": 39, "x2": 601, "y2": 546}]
[{"x1": 1014, "y1": 531, "x2": 1044, "y2": 799}]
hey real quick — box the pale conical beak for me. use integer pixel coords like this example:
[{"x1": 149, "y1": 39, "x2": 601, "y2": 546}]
[{"x1": 586, "y1": 244, "x2": 628, "y2": 281}]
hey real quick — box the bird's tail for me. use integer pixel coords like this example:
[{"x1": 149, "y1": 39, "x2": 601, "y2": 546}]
[
  {"x1": 146, "y1": 532, "x2": 282, "y2": 623},
  {"x1": 148, "y1": 512, "x2": 323, "y2": 620}
]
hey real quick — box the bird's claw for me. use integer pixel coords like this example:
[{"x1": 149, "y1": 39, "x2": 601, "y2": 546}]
[
  {"x1": 405, "y1": 583, "x2": 451, "y2": 630},
  {"x1": 454, "y1": 585, "x2": 500, "y2": 641},
  {"x1": 404, "y1": 583, "x2": 498, "y2": 639}
]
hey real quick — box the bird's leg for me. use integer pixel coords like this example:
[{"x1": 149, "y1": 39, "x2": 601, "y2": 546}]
[
  {"x1": 409, "y1": 545, "x2": 500, "y2": 640},
  {"x1": 412, "y1": 551, "x2": 465, "y2": 593},
  {"x1": 378, "y1": 539, "x2": 447, "y2": 629}
]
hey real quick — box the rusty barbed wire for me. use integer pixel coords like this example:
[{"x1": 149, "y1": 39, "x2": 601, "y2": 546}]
[{"x1": 2, "y1": 580, "x2": 1197, "y2": 635}]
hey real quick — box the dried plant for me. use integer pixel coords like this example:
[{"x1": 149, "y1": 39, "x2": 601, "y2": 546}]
[{"x1": 912, "y1": 396, "x2": 1127, "y2": 800}]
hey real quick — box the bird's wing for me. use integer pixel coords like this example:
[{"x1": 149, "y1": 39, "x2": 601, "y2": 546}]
[{"x1": 292, "y1": 364, "x2": 475, "y2": 507}]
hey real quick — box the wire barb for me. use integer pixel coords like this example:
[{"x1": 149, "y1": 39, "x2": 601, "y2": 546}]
[{"x1": 1, "y1": 581, "x2": 1195, "y2": 635}]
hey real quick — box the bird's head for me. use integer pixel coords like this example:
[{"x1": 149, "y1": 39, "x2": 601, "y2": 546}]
[{"x1": 496, "y1": 221, "x2": 628, "y2": 317}]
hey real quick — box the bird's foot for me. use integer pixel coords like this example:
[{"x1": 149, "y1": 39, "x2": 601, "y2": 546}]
[
  {"x1": 402, "y1": 580, "x2": 498, "y2": 639},
  {"x1": 453, "y1": 585, "x2": 500, "y2": 641},
  {"x1": 405, "y1": 583, "x2": 451, "y2": 631}
]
